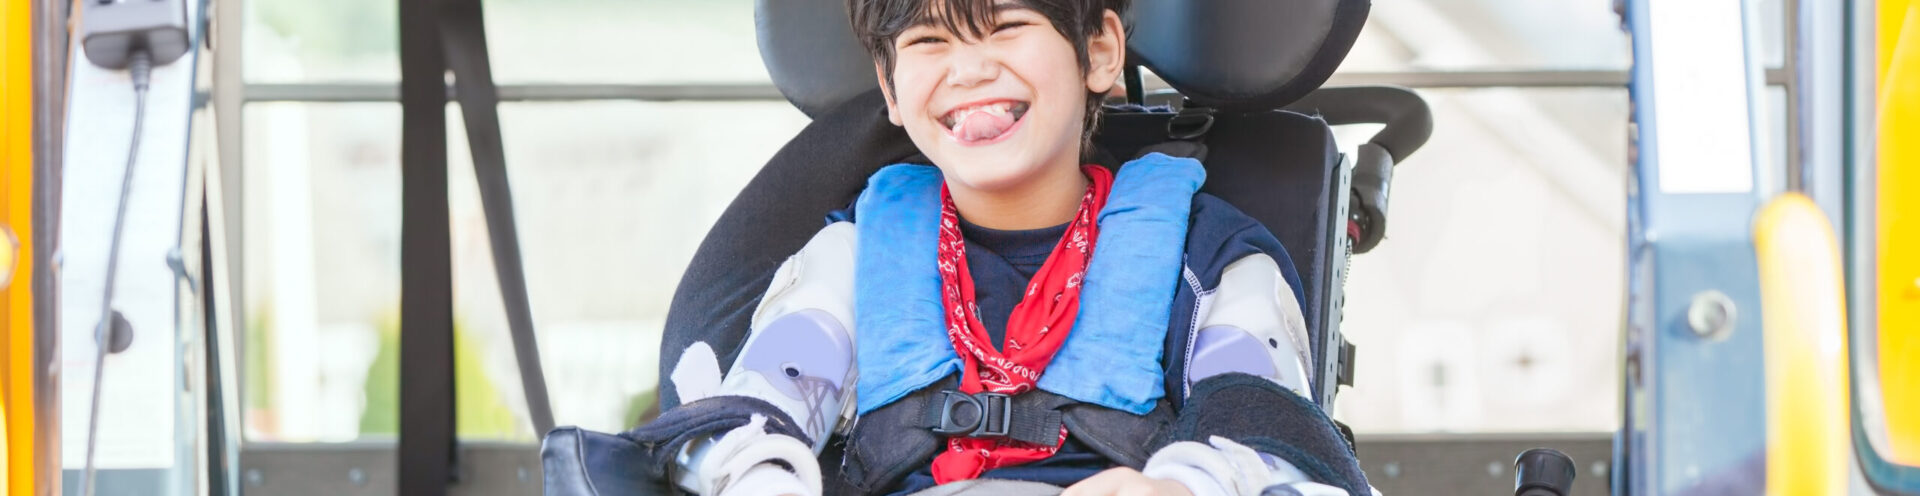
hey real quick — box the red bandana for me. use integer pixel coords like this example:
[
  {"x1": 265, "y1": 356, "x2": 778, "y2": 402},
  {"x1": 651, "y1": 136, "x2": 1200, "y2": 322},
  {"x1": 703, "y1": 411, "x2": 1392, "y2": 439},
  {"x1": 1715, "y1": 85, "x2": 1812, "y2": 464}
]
[{"x1": 929, "y1": 165, "x2": 1114, "y2": 483}]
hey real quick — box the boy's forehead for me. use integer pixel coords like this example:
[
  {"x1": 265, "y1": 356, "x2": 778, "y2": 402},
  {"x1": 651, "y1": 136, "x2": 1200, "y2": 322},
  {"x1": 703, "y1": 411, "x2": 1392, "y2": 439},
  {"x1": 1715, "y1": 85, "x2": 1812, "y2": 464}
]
[{"x1": 906, "y1": 0, "x2": 1030, "y2": 29}]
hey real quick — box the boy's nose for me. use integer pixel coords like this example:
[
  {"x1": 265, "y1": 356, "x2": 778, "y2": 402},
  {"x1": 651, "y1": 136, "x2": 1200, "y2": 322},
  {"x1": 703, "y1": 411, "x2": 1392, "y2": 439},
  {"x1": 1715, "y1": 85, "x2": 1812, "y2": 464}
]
[{"x1": 943, "y1": 46, "x2": 1001, "y2": 88}]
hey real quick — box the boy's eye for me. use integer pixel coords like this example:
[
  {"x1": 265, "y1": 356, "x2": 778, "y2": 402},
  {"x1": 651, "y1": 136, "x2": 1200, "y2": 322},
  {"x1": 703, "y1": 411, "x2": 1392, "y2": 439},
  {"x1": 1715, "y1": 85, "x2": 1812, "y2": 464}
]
[
  {"x1": 993, "y1": 21, "x2": 1032, "y2": 33},
  {"x1": 906, "y1": 36, "x2": 946, "y2": 46}
]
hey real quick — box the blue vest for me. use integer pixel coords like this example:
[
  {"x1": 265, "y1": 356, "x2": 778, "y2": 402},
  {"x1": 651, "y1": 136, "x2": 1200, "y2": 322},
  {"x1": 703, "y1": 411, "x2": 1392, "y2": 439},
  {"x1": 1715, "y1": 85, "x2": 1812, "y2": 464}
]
[
  {"x1": 852, "y1": 153, "x2": 1206, "y2": 416},
  {"x1": 829, "y1": 154, "x2": 1311, "y2": 495}
]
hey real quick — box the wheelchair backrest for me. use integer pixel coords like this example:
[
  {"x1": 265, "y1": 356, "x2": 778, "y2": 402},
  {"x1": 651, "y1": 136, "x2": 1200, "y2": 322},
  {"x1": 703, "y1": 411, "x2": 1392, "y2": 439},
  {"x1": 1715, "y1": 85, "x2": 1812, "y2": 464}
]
[{"x1": 658, "y1": 0, "x2": 1372, "y2": 411}]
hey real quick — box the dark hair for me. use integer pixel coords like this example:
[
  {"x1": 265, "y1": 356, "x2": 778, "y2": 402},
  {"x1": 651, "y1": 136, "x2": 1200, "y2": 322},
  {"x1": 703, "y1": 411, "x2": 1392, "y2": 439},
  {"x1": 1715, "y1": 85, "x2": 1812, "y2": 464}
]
[{"x1": 848, "y1": 0, "x2": 1130, "y2": 151}]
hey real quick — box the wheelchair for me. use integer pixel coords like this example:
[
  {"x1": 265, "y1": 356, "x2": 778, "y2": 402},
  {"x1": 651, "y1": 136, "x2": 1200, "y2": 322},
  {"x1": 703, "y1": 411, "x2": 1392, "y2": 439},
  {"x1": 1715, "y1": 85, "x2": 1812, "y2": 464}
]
[{"x1": 533, "y1": 0, "x2": 1545, "y2": 493}]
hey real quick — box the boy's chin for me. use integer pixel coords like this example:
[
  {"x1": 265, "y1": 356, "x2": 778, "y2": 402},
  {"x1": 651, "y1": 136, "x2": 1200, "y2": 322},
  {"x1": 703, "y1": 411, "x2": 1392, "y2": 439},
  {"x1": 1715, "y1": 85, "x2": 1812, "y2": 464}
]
[{"x1": 937, "y1": 159, "x2": 1051, "y2": 193}]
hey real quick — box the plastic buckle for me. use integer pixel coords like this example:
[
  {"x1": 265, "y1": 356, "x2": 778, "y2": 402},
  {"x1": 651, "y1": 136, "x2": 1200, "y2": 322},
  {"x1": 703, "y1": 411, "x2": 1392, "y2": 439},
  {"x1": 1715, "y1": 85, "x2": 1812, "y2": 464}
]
[
  {"x1": 932, "y1": 391, "x2": 1013, "y2": 439},
  {"x1": 1166, "y1": 104, "x2": 1216, "y2": 140}
]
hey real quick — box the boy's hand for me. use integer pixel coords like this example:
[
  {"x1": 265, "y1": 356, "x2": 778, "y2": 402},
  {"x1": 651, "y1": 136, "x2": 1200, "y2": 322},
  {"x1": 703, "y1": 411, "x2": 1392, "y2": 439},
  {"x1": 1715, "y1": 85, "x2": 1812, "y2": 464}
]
[{"x1": 1062, "y1": 467, "x2": 1196, "y2": 496}]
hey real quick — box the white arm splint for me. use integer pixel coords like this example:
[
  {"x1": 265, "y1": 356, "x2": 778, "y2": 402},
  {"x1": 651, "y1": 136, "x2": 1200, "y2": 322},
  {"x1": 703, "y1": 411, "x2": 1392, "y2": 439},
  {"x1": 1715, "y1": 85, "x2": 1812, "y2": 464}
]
[
  {"x1": 1185, "y1": 254, "x2": 1314, "y2": 398},
  {"x1": 1143, "y1": 436, "x2": 1350, "y2": 496},
  {"x1": 683, "y1": 415, "x2": 824, "y2": 496},
  {"x1": 726, "y1": 464, "x2": 813, "y2": 496},
  {"x1": 1161, "y1": 255, "x2": 1371, "y2": 495}
]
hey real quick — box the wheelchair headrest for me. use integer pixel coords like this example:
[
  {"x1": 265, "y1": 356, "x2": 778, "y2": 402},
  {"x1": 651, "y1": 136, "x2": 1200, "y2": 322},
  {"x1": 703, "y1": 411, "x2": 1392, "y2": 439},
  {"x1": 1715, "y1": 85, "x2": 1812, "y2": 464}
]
[{"x1": 756, "y1": 0, "x2": 1371, "y2": 117}]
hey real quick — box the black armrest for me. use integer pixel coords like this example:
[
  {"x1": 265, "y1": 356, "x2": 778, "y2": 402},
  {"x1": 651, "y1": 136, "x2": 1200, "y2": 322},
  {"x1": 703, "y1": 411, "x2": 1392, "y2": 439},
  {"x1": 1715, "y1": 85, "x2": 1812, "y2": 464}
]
[
  {"x1": 541, "y1": 427, "x2": 674, "y2": 496},
  {"x1": 1282, "y1": 85, "x2": 1433, "y2": 164}
]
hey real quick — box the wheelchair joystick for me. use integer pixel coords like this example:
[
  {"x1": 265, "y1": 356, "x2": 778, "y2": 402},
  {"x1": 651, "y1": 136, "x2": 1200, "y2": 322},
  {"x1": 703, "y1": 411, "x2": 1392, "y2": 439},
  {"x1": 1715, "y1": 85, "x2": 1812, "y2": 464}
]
[{"x1": 1513, "y1": 448, "x2": 1576, "y2": 496}]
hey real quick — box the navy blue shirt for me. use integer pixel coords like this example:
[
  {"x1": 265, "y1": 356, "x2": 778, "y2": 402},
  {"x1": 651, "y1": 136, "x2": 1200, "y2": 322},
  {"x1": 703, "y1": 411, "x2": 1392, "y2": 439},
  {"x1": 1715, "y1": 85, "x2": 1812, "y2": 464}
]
[
  {"x1": 957, "y1": 218, "x2": 1065, "y2": 350},
  {"x1": 889, "y1": 218, "x2": 1113, "y2": 494}
]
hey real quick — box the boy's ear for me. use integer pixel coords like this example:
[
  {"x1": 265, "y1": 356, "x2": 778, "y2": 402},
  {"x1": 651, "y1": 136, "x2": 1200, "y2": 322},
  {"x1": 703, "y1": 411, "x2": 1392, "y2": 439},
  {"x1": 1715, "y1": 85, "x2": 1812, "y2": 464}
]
[
  {"x1": 875, "y1": 64, "x2": 903, "y2": 126},
  {"x1": 1083, "y1": 10, "x2": 1127, "y2": 95}
]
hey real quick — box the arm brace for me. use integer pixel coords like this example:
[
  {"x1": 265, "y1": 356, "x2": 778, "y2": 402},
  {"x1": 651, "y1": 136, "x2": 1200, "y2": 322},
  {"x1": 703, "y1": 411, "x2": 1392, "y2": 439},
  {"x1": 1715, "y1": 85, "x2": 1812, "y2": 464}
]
[
  {"x1": 661, "y1": 223, "x2": 860, "y2": 493},
  {"x1": 1171, "y1": 253, "x2": 1363, "y2": 494}
]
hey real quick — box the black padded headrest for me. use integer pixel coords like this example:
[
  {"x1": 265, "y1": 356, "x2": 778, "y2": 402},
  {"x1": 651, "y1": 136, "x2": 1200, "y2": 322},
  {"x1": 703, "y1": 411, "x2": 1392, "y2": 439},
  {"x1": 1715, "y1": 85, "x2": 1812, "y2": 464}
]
[
  {"x1": 1129, "y1": 0, "x2": 1370, "y2": 111},
  {"x1": 755, "y1": 0, "x2": 1370, "y2": 117},
  {"x1": 755, "y1": 0, "x2": 879, "y2": 118}
]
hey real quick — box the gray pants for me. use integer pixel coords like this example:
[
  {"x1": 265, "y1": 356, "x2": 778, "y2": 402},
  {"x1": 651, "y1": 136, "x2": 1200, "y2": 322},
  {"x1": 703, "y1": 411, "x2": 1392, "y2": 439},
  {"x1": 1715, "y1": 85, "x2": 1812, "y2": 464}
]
[{"x1": 903, "y1": 479, "x2": 1065, "y2": 496}]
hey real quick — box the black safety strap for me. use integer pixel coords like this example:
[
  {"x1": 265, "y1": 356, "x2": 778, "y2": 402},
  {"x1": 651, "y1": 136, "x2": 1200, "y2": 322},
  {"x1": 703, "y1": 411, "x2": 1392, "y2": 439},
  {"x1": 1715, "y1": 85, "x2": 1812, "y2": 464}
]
[
  {"x1": 433, "y1": 0, "x2": 557, "y2": 437},
  {"x1": 917, "y1": 390, "x2": 1065, "y2": 447},
  {"x1": 398, "y1": 0, "x2": 455, "y2": 492}
]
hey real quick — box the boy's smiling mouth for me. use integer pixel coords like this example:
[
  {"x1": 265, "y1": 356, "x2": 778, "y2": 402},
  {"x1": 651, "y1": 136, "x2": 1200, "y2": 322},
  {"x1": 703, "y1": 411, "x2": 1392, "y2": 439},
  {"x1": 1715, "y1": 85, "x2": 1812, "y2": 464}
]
[{"x1": 939, "y1": 99, "x2": 1031, "y2": 145}]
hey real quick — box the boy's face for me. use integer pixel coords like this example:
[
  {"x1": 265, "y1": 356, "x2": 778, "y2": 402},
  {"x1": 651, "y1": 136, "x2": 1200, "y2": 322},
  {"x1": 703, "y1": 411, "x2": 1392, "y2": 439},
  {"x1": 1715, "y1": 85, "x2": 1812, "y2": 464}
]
[{"x1": 878, "y1": 2, "x2": 1124, "y2": 195}]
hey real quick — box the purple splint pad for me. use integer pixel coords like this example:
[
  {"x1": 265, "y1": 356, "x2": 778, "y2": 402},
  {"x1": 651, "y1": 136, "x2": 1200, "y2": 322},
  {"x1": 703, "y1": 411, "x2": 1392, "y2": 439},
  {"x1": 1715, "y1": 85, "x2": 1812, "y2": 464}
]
[
  {"x1": 737, "y1": 309, "x2": 854, "y2": 401},
  {"x1": 1188, "y1": 325, "x2": 1277, "y2": 385}
]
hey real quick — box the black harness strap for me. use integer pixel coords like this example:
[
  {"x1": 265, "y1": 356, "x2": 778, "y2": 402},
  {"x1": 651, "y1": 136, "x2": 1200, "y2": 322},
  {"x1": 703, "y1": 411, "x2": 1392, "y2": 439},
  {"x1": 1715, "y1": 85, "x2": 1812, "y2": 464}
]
[
  {"x1": 433, "y1": 0, "x2": 557, "y2": 437},
  {"x1": 1059, "y1": 400, "x2": 1175, "y2": 469},
  {"x1": 842, "y1": 381, "x2": 1173, "y2": 490}
]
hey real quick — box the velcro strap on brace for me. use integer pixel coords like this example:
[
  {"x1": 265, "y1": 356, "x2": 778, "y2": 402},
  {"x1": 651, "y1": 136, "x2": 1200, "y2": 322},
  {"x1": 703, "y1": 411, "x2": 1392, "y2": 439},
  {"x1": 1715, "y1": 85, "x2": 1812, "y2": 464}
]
[
  {"x1": 1175, "y1": 374, "x2": 1368, "y2": 496},
  {"x1": 916, "y1": 390, "x2": 1066, "y2": 447},
  {"x1": 614, "y1": 395, "x2": 812, "y2": 485}
]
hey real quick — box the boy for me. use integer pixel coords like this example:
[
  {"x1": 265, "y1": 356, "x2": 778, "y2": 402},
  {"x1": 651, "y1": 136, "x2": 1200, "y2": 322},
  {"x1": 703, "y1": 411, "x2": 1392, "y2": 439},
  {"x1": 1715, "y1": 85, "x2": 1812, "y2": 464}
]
[{"x1": 625, "y1": 1, "x2": 1372, "y2": 495}]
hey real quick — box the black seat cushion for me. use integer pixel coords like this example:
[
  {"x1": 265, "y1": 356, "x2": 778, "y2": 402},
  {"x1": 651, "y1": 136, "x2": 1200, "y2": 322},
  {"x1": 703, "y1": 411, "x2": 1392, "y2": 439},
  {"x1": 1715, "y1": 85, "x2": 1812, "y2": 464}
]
[
  {"x1": 1096, "y1": 108, "x2": 1341, "y2": 401},
  {"x1": 657, "y1": 90, "x2": 914, "y2": 410}
]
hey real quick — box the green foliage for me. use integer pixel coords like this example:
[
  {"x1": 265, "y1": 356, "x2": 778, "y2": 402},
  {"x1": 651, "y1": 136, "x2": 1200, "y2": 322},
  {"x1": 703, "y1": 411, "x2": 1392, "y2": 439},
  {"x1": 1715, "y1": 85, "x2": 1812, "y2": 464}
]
[
  {"x1": 358, "y1": 313, "x2": 524, "y2": 439},
  {"x1": 245, "y1": 307, "x2": 274, "y2": 410},
  {"x1": 623, "y1": 388, "x2": 659, "y2": 427}
]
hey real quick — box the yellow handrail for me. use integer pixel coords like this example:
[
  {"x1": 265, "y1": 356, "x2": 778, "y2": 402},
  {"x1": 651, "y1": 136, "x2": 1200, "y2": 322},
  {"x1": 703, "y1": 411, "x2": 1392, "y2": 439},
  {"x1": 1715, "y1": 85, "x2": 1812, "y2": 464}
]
[
  {"x1": 1754, "y1": 194, "x2": 1852, "y2": 496},
  {"x1": 0, "y1": 0, "x2": 32, "y2": 492}
]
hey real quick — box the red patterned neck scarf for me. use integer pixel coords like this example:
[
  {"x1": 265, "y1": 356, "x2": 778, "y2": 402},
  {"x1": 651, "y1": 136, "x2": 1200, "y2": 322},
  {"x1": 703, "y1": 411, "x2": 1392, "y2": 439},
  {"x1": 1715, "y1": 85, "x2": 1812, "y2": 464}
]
[{"x1": 929, "y1": 165, "x2": 1114, "y2": 483}]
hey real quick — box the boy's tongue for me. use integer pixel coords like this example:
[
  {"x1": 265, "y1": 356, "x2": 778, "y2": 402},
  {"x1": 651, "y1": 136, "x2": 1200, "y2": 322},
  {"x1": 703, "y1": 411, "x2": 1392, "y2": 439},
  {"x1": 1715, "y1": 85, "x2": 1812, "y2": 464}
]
[{"x1": 955, "y1": 110, "x2": 1016, "y2": 142}]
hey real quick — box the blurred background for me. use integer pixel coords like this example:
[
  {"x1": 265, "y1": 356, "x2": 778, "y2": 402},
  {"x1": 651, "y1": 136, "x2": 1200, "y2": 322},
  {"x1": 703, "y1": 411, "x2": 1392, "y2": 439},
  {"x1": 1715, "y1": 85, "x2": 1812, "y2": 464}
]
[{"x1": 230, "y1": 0, "x2": 1787, "y2": 444}]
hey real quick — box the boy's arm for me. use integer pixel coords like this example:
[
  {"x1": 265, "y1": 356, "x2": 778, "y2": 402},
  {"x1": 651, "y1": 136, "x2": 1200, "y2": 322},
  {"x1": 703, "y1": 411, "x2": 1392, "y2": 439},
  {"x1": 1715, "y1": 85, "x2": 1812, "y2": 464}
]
[
  {"x1": 686, "y1": 220, "x2": 860, "y2": 451},
  {"x1": 630, "y1": 222, "x2": 860, "y2": 496},
  {"x1": 1146, "y1": 251, "x2": 1373, "y2": 496}
]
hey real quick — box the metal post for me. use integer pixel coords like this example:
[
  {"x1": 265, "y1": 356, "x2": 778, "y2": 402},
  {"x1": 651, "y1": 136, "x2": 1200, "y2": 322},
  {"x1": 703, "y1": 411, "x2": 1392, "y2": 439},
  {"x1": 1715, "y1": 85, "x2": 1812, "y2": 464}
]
[
  {"x1": 1791, "y1": 0, "x2": 1848, "y2": 218},
  {"x1": 1619, "y1": 0, "x2": 1775, "y2": 493},
  {"x1": 398, "y1": 0, "x2": 457, "y2": 493},
  {"x1": 211, "y1": 0, "x2": 244, "y2": 398},
  {"x1": 29, "y1": 0, "x2": 65, "y2": 494},
  {"x1": 1785, "y1": 0, "x2": 1802, "y2": 192},
  {"x1": 205, "y1": 0, "x2": 245, "y2": 493},
  {"x1": 232, "y1": 70, "x2": 1797, "y2": 104}
]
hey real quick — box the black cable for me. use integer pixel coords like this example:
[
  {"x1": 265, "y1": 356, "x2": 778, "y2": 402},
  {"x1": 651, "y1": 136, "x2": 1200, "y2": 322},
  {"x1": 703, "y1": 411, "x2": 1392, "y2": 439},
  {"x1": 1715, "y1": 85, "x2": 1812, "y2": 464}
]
[{"x1": 81, "y1": 49, "x2": 152, "y2": 496}]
